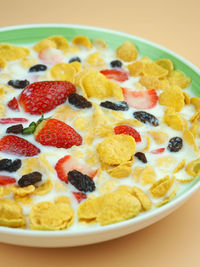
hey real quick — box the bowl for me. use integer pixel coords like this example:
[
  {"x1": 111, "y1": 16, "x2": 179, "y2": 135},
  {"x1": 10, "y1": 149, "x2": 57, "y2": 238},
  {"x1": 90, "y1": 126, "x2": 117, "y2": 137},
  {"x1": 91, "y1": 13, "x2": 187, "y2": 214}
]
[{"x1": 0, "y1": 24, "x2": 199, "y2": 247}]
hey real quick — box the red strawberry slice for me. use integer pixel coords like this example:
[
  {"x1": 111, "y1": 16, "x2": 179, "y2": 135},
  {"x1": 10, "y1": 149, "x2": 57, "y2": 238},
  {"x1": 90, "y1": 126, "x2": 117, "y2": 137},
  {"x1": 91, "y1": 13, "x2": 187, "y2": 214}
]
[
  {"x1": 55, "y1": 155, "x2": 97, "y2": 183},
  {"x1": 0, "y1": 135, "x2": 40, "y2": 157},
  {"x1": 35, "y1": 118, "x2": 82, "y2": 149},
  {"x1": 72, "y1": 192, "x2": 87, "y2": 203},
  {"x1": 7, "y1": 97, "x2": 20, "y2": 111},
  {"x1": 114, "y1": 125, "x2": 141, "y2": 142},
  {"x1": 122, "y1": 88, "x2": 158, "y2": 109},
  {"x1": 0, "y1": 118, "x2": 28, "y2": 124},
  {"x1": 19, "y1": 81, "x2": 76, "y2": 115},
  {"x1": 151, "y1": 148, "x2": 165, "y2": 154},
  {"x1": 100, "y1": 69, "x2": 129, "y2": 82},
  {"x1": 0, "y1": 175, "x2": 16, "y2": 185}
]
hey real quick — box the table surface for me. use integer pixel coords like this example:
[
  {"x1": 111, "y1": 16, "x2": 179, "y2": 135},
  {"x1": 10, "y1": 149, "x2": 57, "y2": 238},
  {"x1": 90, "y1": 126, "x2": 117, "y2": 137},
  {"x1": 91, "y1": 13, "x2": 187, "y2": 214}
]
[{"x1": 0, "y1": 0, "x2": 199, "y2": 266}]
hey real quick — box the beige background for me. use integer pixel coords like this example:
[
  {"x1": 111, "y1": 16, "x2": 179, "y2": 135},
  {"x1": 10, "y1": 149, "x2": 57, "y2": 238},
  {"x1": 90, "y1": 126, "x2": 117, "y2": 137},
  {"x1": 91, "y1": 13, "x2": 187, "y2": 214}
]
[{"x1": 0, "y1": 0, "x2": 200, "y2": 266}]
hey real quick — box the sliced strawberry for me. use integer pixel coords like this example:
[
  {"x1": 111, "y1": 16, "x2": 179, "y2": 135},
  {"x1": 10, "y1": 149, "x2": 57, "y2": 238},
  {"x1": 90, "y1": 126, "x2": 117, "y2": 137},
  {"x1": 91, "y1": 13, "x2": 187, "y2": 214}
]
[
  {"x1": 0, "y1": 135, "x2": 40, "y2": 157},
  {"x1": 35, "y1": 118, "x2": 82, "y2": 149},
  {"x1": 72, "y1": 192, "x2": 87, "y2": 203},
  {"x1": 55, "y1": 155, "x2": 97, "y2": 183},
  {"x1": 39, "y1": 48, "x2": 65, "y2": 65},
  {"x1": 7, "y1": 97, "x2": 20, "y2": 111},
  {"x1": 19, "y1": 81, "x2": 76, "y2": 115},
  {"x1": 151, "y1": 148, "x2": 165, "y2": 154},
  {"x1": 114, "y1": 125, "x2": 141, "y2": 142},
  {"x1": 0, "y1": 118, "x2": 28, "y2": 124},
  {"x1": 0, "y1": 175, "x2": 16, "y2": 185},
  {"x1": 122, "y1": 88, "x2": 158, "y2": 109},
  {"x1": 100, "y1": 69, "x2": 129, "y2": 82}
]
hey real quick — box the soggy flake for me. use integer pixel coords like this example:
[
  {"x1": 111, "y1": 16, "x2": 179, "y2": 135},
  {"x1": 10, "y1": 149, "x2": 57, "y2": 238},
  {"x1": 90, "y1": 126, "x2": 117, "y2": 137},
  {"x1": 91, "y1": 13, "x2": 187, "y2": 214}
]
[
  {"x1": 107, "y1": 164, "x2": 132, "y2": 178},
  {"x1": 55, "y1": 181, "x2": 68, "y2": 192},
  {"x1": 0, "y1": 44, "x2": 30, "y2": 61},
  {"x1": 140, "y1": 164, "x2": 156, "y2": 185},
  {"x1": 72, "y1": 35, "x2": 92, "y2": 49},
  {"x1": 173, "y1": 159, "x2": 186, "y2": 173},
  {"x1": 50, "y1": 63, "x2": 75, "y2": 82},
  {"x1": 156, "y1": 156, "x2": 177, "y2": 168},
  {"x1": 131, "y1": 186, "x2": 152, "y2": 211},
  {"x1": 143, "y1": 62, "x2": 168, "y2": 78},
  {"x1": 116, "y1": 185, "x2": 133, "y2": 194},
  {"x1": 33, "y1": 178, "x2": 53, "y2": 196},
  {"x1": 99, "y1": 180, "x2": 119, "y2": 193},
  {"x1": 116, "y1": 41, "x2": 138, "y2": 62},
  {"x1": 52, "y1": 105, "x2": 81, "y2": 122},
  {"x1": 168, "y1": 70, "x2": 191, "y2": 89},
  {"x1": 149, "y1": 176, "x2": 174, "y2": 198},
  {"x1": 147, "y1": 131, "x2": 168, "y2": 144},
  {"x1": 0, "y1": 103, "x2": 6, "y2": 117},
  {"x1": 97, "y1": 134, "x2": 136, "y2": 165},
  {"x1": 47, "y1": 35, "x2": 69, "y2": 52},
  {"x1": 30, "y1": 201, "x2": 74, "y2": 230},
  {"x1": 185, "y1": 158, "x2": 200, "y2": 177},
  {"x1": 85, "y1": 148, "x2": 99, "y2": 167},
  {"x1": 73, "y1": 117, "x2": 89, "y2": 132},
  {"x1": 132, "y1": 166, "x2": 144, "y2": 183},
  {"x1": 11, "y1": 185, "x2": 35, "y2": 196}
]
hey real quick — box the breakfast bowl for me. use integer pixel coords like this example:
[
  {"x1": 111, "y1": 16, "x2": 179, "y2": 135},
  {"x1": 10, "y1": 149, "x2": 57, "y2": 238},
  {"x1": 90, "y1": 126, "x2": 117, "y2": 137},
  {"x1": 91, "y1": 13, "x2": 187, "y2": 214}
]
[{"x1": 0, "y1": 24, "x2": 199, "y2": 247}]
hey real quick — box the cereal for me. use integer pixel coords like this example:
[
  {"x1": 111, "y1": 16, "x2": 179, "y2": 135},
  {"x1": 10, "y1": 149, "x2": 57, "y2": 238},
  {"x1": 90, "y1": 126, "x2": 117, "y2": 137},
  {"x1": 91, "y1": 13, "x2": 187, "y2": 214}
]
[
  {"x1": 183, "y1": 128, "x2": 198, "y2": 152},
  {"x1": 107, "y1": 164, "x2": 132, "y2": 178},
  {"x1": 116, "y1": 41, "x2": 138, "y2": 62},
  {"x1": 127, "y1": 61, "x2": 144, "y2": 77},
  {"x1": 190, "y1": 97, "x2": 200, "y2": 111},
  {"x1": 173, "y1": 159, "x2": 186, "y2": 173},
  {"x1": 72, "y1": 35, "x2": 92, "y2": 49},
  {"x1": 85, "y1": 52, "x2": 106, "y2": 69},
  {"x1": 155, "y1": 59, "x2": 174, "y2": 73},
  {"x1": 92, "y1": 39, "x2": 107, "y2": 49},
  {"x1": 50, "y1": 63, "x2": 76, "y2": 82},
  {"x1": 33, "y1": 178, "x2": 53, "y2": 196},
  {"x1": 143, "y1": 62, "x2": 168, "y2": 78},
  {"x1": 155, "y1": 183, "x2": 177, "y2": 207},
  {"x1": 140, "y1": 164, "x2": 156, "y2": 185},
  {"x1": 168, "y1": 70, "x2": 191, "y2": 89},
  {"x1": 163, "y1": 108, "x2": 185, "y2": 131},
  {"x1": 11, "y1": 185, "x2": 35, "y2": 196},
  {"x1": 149, "y1": 176, "x2": 174, "y2": 198},
  {"x1": 147, "y1": 131, "x2": 168, "y2": 144},
  {"x1": 131, "y1": 186, "x2": 152, "y2": 211},
  {"x1": 185, "y1": 158, "x2": 200, "y2": 177},
  {"x1": 0, "y1": 44, "x2": 30, "y2": 61}
]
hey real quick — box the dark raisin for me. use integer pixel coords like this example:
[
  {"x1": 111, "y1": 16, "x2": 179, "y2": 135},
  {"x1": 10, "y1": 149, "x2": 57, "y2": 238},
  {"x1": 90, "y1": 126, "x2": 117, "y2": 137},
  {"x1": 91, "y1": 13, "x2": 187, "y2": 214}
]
[
  {"x1": 29, "y1": 64, "x2": 47, "y2": 72},
  {"x1": 68, "y1": 93, "x2": 92, "y2": 109},
  {"x1": 8, "y1": 79, "x2": 30, "y2": 89},
  {"x1": 167, "y1": 137, "x2": 183, "y2": 152},
  {"x1": 18, "y1": 171, "x2": 42, "y2": 187},
  {"x1": 110, "y1": 60, "x2": 122, "y2": 68},
  {"x1": 68, "y1": 57, "x2": 81, "y2": 63},
  {"x1": 6, "y1": 124, "x2": 23, "y2": 134},
  {"x1": 100, "y1": 101, "x2": 129, "y2": 111},
  {"x1": 68, "y1": 170, "x2": 95, "y2": 192},
  {"x1": 134, "y1": 152, "x2": 147, "y2": 163},
  {"x1": 0, "y1": 158, "x2": 21, "y2": 172},
  {"x1": 133, "y1": 111, "x2": 159, "y2": 126}
]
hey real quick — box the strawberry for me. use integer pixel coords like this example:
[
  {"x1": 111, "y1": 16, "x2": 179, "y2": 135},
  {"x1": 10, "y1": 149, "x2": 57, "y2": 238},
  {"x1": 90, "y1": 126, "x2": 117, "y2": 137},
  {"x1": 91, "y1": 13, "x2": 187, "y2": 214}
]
[
  {"x1": 72, "y1": 192, "x2": 87, "y2": 203},
  {"x1": 122, "y1": 88, "x2": 158, "y2": 109},
  {"x1": 55, "y1": 155, "x2": 97, "y2": 183},
  {"x1": 7, "y1": 97, "x2": 20, "y2": 111},
  {"x1": 0, "y1": 118, "x2": 28, "y2": 124},
  {"x1": 35, "y1": 118, "x2": 82, "y2": 149},
  {"x1": 114, "y1": 125, "x2": 141, "y2": 142},
  {"x1": 0, "y1": 135, "x2": 40, "y2": 157},
  {"x1": 0, "y1": 175, "x2": 16, "y2": 185},
  {"x1": 19, "y1": 81, "x2": 76, "y2": 115},
  {"x1": 100, "y1": 69, "x2": 129, "y2": 82},
  {"x1": 151, "y1": 148, "x2": 165, "y2": 154},
  {"x1": 39, "y1": 48, "x2": 65, "y2": 65}
]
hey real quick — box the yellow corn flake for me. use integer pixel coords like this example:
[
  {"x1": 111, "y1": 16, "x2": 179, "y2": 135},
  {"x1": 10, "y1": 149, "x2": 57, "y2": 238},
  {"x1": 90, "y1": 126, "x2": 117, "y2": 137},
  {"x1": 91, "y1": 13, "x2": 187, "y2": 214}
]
[
  {"x1": 127, "y1": 61, "x2": 144, "y2": 77},
  {"x1": 155, "y1": 59, "x2": 174, "y2": 73},
  {"x1": 50, "y1": 63, "x2": 75, "y2": 82},
  {"x1": 29, "y1": 201, "x2": 74, "y2": 230},
  {"x1": 113, "y1": 119, "x2": 143, "y2": 127},
  {"x1": 156, "y1": 156, "x2": 177, "y2": 168},
  {"x1": 85, "y1": 52, "x2": 106, "y2": 69},
  {"x1": 55, "y1": 181, "x2": 68, "y2": 192},
  {"x1": 190, "y1": 111, "x2": 200, "y2": 123},
  {"x1": 176, "y1": 177, "x2": 198, "y2": 183},
  {"x1": 132, "y1": 166, "x2": 144, "y2": 183},
  {"x1": 106, "y1": 80, "x2": 124, "y2": 100},
  {"x1": 77, "y1": 196, "x2": 100, "y2": 223},
  {"x1": 20, "y1": 57, "x2": 38, "y2": 69},
  {"x1": 0, "y1": 83, "x2": 15, "y2": 94},
  {"x1": 14, "y1": 194, "x2": 33, "y2": 205},
  {"x1": 163, "y1": 110, "x2": 185, "y2": 131},
  {"x1": 97, "y1": 134, "x2": 136, "y2": 165},
  {"x1": 54, "y1": 196, "x2": 71, "y2": 205},
  {"x1": 47, "y1": 35, "x2": 69, "y2": 52},
  {"x1": 168, "y1": 70, "x2": 191, "y2": 89},
  {"x1": 72, "y1": 35, "x2": 92, "y2": 49},
  {"x1": 159, "y1": 85, "x2": 184, "y2": 112},
  {"x1": 143, "y1": 62, "x2": 168, "y2": 78},
  {"x1": 73, "y1": 116, "x2": 89, "y2": 132},
  {"x1": 93, "y1": 39, "x2": 107, "y2": 49},
  {"x1": 33, "y1": 178, "x2": 53, "y2": 196},
  {"x1": 147, "y1": 131, "x2": 168, "y2": 144},
  {"x1": 74, "y1": 68, "x2": 93, "y2": 87},
  {"x1": 140, "y1": 164, "x2": 156, "y2": 185},
  {"x1": 85, "y1": 148, "x2": 99, "y2": 167},
  {"x1": 52, "y1": 105, "x2": 81, "y2": 122},
  {"x1": 0, "y1": 186, "x2": 11, "y2": 197},
  {"x1": 0, "y1": 104, "x2": 6, "y2": 117},
  {"x1": 33, "y1": 39, "x2": 56, "y2": 53},
  {"x1": 173, "y1": 159, "x2": 186, "y2": 173},
  {"x1": 183, "y1": 91, "x2": 190, "y2": 105},
  {"x1": 116, "y1": 41, "x2": 138, "y2": 62},
  {"x1": 142, "y1": 135, "x2": 151, "y2": 152},
  {"x1": 70, "y1": 147, "x2": 84, "y2": 159},
  {"x1": 0, "y1": 57, "x2": 6, "y2": 68},
  {"x1": 11, "y1": 185, "x2": 35, "y2": 196},
  {"x1": 190, "y1": 97, "x2": 200, "y2": 111},
  {"x1": 0, "y1": 198, "x2": 25, "y2": 228},
  {"x1": 65, "y1": 44, "x2": 80, "y2": 54},
  {"x1": 139, "y1": 76, "x2": 161, "y2": 90},
  {"x1": 131, "y1": 186, "x2": 152, "y2": 211},
  {"x1": 69, "y1": 61, "x2": 82, "y2": 73},
  {"x1": 149, "y1": 176, "x2": 174, "y2": 198},
  {"x1": 190, "y1": 122, "x2": 199, "y2": 138},
  {"x1": 0, "y1": 44, "x2": 30, "y2": 61},
  {"x1": 39, "y1": 153, "x2": 55, "y2": 174},
  {"x1": 155, "y1": 183, "x2": 178, "y2": 207},
  {"x1": 19, "y1": 156, "x2": 51, "y2": 176},
  {"x1": 116, "y1": 185, "x2": 133, "y2": 194},
  {"x1": 185, "y1": 158, "x2": 200, "y2": 177},
  {"x1": 183, "y1": 128, "x2": 198, "y2": 152},
  {"x1": 107, "y1": 164, "x2": 132, "y2": 178},
  {"x1": 99, "y1": 180, "x2": 118, "y2": 193}
]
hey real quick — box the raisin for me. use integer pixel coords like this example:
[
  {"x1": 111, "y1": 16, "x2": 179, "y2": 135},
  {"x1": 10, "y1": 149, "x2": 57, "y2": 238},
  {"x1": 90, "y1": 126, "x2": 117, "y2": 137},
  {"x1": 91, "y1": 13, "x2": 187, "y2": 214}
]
[
  {"x1": 133, "y1": 111, "x2": 159, "y2": 126},
  {"x1": 8, "y1": 79, "x2": 30, "y2": 89},
  {"x1": 6, "y1": 124, "x2": 23, "y2": 134},
  {"x1": 18, "y1": 171, "x2": 42, "y2": 187},
  {"x1": 68, "y1": 57, "x2": 81, "y2": 63},
  {"x1": 68, "y1": 93, "x2": 92, "y2": 109},
  {"x1": 167, "y1": 137, "x2": 183, "y2": 152},
  {"x1": 68, "y1": 170, "x2": 95, "y2": 192},
  {"x1": 110, "y1": 60, "x2": 122, "y2": 68},
  {"x1": 29, "y1": 64, "x2": 47, "y2": 72},
  {"x1": 134, "y1": 152, "x2": 147, "y2": 163},
  {"x1": 100, "y1": 101, "x2": 129, "y2": 111},
  {"x1": 0, "y1": 158, "x2": 21, "y2": 172}
]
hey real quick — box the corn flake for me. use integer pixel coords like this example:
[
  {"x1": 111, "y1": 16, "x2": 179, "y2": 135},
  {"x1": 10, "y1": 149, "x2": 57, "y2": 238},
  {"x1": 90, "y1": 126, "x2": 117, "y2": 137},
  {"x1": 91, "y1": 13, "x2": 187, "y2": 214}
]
[
  {"x1": 85, "y1": 52, "x2": 106, "y2": 69},
  {"x1": 72, "y1": 36, "x2": 92, "y2": 49},
  {"x1": 0, "y1": 57, "x2": 6, "y2": 68},
  {"x1": 156, "y1": 156, "x2": 176, "y2": 168},
  {"x1": 168, "y1": 70, "x2": 191, "y2": 89},
  {"x1": 54, "y1": 196, "x2": 71, "y2": 205},
  {"x1": 183, "y1": 91, "x2": 190, "y2": 105},
  {"x1": 11, "y1": 185, "x2": 35, "y2": 196},
  {"x1": 139, "y1": 76, "x2": 161, "y2": 90},
  {"x1": 127, "y1": 61, "x2": 144, "y2": 77},
  {"x1": 140, "y1": 164, "x2": 156, "y2": 185},
  {"x1": 149, "y1": 176, "x2": 174, "y2": 198},
  {"x1": 143, "y1": 62, "x2": 168, "y2": 78},
  {"x1": 163, "y1": 110, "x2": 185, "y2": 131},
  {"x1": 155, "y1": 183, "x2": 177, "y2": 207},
  {"x1": 92, "y1": 39, "x2": 107, "y2": 49},
  {"x1": 190, "y1": 97, "x2": 200, "y2": 111},
  {"x1": 185, "y1": 158, "x2": 200, "y2": 177},
  {"x1": 147, "y1": 131, "x2": 168, "y2": 144},
  {"x1": 155, "y1": 59, "x2": 174, "y2": 73},
  {"x1": 78, "y1": 196, "x2": 100, "y2": 223},
  {"x1": 20, "y1": 57, "x2": 38, "y2": 69},
  {"x1": 173, "y1": 159, "x2": 186, "y2": 173},
  {"x1": 0, "y1": 44, "x2": 30, "y2": 61},
  {"x1": 0, "y1": 185, "x2": 11, "y2": 197},
  {"x1": 183, "y1": 128, "x2": 198, "y2": 152},
  {"x1": 52, "y1": 104, "x2": 81, "y2": 122},
  {"x1": 33, "y1": 178, "x2": 53, "y2": 196},
  {"x1": 116, "y1": 41, "x2": 138, "y2": 62},
  {"x1": 107, "y1": 164, "x2": 132, "y2": 178},
  {"x1": 69, "y1": 61, "x2": 82, "y2": 73},
  {"x1": 0, "y1": 104, "x2": 6, "y2": 117},
  {"x1": 99, "y1": 180, "x2": 119, "y2": 193},
  {"x1": 142, "y1": 135, "x2": 151, "y2": 152},
  {"x1": 50, "y1": 63, "x2": 75, "y2": 82},
  {"x1": 14, "y1": 194, "x2": 33, "y2": 205},
  {"x1": 131, "y1": 186, "x2": 152, "y2": 211}
]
